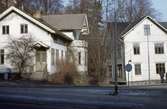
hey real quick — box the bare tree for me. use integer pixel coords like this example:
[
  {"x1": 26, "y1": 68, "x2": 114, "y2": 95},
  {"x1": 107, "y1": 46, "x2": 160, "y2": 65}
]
[
  {"x1": 22, "y1": 0, "x2": 64, "y2": 14},
  {"x1": 102, "y1": 0, "x2": 159, "y2": 22},
  {"x1": 65, "y1": 0, "x2": 81, "y2": 13},
  {"x1": 0, "y1": 0, "x2": 17, "y2": 12},
  {"x1": 88, "y1": 36, "x2": 107, "y2": 84},
  {"x1": 6, "y1": 35, "x2": 35, "y2": 78},
  {"x1": 125, "y1": 0, "x2": 159, "y2": 22}
]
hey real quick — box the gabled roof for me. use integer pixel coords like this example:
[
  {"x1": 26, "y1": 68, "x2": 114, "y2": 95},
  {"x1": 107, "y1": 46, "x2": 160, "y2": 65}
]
[
  {"x1": 0, "y1": 6, "x2": 72, "y2": 41},
  {"x1": 121, "y1": 16, "x2": 167, "y2": 38},
  {"x1": 33, "y1": 41, "x2": 49, "y2": 49},
  {"x1": 41, "y1": 14, "x2": 88, "y2": 30},
  {"x1": 0, "y1": 6, "x2": 55, "y2": 33}
]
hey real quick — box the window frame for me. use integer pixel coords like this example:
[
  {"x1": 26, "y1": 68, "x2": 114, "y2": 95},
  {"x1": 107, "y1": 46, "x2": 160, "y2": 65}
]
[
  {"x1": 133, "y1": 43, "x2": 140, "y2": 55},
  {"x1": 156, "y1": 63, "x2": 165, "y2": 74},
  {"x1": 21, "y1": 24, "x2": 28, "y2": 34},
  {"x1": 2, "y1": 25, "x2": 9, "y2": 35},
  {"x1": 78, "y1": 52, "x2": 81, "y2": 65},
  {"x1": 85, "y1": 51, "x2": 87, "y2": 66},
  {"x1": 144, "y1": 24, "x2": 151, "y2": 36},
  {"x1": 61, "y1": 50, "x2": 64, "y2": 60},
  {"x1": 56, "y1": 49, "x2": 59, "y2": 65},
  {"x1": 0, "y1": 49, "x2": 4, "y2": 65},
  {"x1": 51, "y1": 48, "x2": 55, "y2": 65},
  {"x1": 154, "y1": 43, "x2": 164, "y2": 54},
  {"x1": 134, "y1": 63, "x2": 141, "y2": 75}
]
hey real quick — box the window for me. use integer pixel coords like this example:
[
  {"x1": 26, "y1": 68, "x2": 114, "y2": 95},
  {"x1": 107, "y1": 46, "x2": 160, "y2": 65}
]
[
  {"x1": 61, "y1": 50, "x2": 63, "y2": 60},
  {"x1": 56, "y1": 49, "x2": 59, "y2": 64},
  {"x1": 78, "y1": 52, "x2": 81, "y2": 65},
  {"x1": 155, "y1": 43, "x2": 164, "y2": 54},
  {"x1": 117, "y1": 64, "x2": 123, "y2": 77},
  {"x1": 133, "y1": 43, "x2": 140, "y2": 55},
  {"x1": 156, "y1": 63, "x2": 165, "y2": 74},
  {"x1": 42, "y1": 51, "x2": 46, "y2": 62},
  {"x1": 135, "y1": 64, "x2": 141, "y2": 75},
  {"x1": 144, "y1": 24, "x2": 150, "y2": 35},
  {"x1": 21, "y1": 24, "x2": 28, "y2": 34},
  {"x1": 36, "y1": 51, "x2": 40, "y2": 62},
  {"x1": 108, "y1": 65, "x2": 112, "y2": 77},
  {"x1": 2, "y1": 25, "x2": 9, "y2": 34},
  {"x1": 0, "y1": 49, "x2": 4, "y2": 65},
  {"x1": 85, "y1": 51, "x2": 87, "y2": 65},
  {"x1": 65, "y1": 51, "x2": 67, "y2": 60},
  {"x1": 51, "y1": 48, "x2": 55, "y2": 65}
]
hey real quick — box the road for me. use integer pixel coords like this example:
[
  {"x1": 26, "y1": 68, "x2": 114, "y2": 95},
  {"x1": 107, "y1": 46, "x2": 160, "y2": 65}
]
[{"x1": 0, "y1": 85, "x2": 167, "y2": 109}]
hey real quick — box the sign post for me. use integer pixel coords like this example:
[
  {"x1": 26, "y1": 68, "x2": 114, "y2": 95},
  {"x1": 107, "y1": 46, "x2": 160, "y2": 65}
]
[{"x1": 125, "y1": 63, "x2": 132, "y2": 87}]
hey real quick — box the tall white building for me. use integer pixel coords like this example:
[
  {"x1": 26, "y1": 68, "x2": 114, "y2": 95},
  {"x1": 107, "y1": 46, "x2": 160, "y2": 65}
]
[{"x1": 122, "y1": 16, "x2": 167, "y2": 84}]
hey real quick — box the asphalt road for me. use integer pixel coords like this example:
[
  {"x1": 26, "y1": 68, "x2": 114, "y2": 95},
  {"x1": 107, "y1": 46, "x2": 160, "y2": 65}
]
[{"x1": 0, "y1": 85, "x2": 167, "y2": 109}]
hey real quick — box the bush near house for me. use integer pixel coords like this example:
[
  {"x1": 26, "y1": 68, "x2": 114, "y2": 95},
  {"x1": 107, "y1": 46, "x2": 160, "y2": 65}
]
[{"x1": 49, "y1": 59, "x2": 80, "y2": 85}]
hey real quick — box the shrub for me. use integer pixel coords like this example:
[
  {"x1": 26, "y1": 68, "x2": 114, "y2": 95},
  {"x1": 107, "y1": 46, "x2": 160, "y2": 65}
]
[{"x1": 49, "y1": 59, "x2": 79, "y2": 85}]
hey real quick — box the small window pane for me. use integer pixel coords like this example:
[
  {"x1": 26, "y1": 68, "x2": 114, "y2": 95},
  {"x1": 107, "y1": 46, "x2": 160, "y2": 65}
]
[
  {"x1": 61, "y1": 50, "x2": 63, "y2": 60},
  {"x1": 25, "y1": 24, "x2": 28, "y2": 33},
  {"x1": 144, "y1": 25, "x2": 150, "y2": 35},
  {"x1": 0, "y1": 49, "x2": 4, "y2": 64},
  {"x1": 36, "y1": 52, "x2": 40, "y2": 62},
  {"x1": 155, "y1": 43, "x2": 164, "y2": 54},
  {"x1": 21, "y1": 24, "x2": 28, "y2": 34},
  {"x1": 133, "y1": 43, "x2": 140, "y2": 55},
  {"x1": 42, "y1": 52, "x2": 46, "y2": 62},
  {"x1": 2, "y1": 26, "x2": 5, "y2": 34},
  {"x1": 156, "y1": 63, "x2": 165, "y2": 74},
  {"x1": 51, "y1": 48, "x2": 55, "y2": 65},
  {"x1": 85, "y1": 51, "x2": 87, "y2": 65},
  {"x1": 135, "y1": 64, "x2": 141, "y2": 75},
  {"x1": 2, "y1": 25, "x2": 9, "y2": 35},
  {"x1": 78, "y1": 52, "x2": 81, "y2": 65},
  {"x1": 56, "y1": 49, "x2": 59, "y2": 64}
]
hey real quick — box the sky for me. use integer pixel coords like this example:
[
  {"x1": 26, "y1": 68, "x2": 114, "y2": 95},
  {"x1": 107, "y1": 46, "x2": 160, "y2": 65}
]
[{"x1": 152, "y1": 0, "x2": 167, "y2": 21}]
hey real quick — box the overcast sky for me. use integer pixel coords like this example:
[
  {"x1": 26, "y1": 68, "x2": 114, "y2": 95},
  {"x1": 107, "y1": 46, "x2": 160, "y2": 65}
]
[{"x1": 152, "y1": 0, "x2": 167, "y2": 21}]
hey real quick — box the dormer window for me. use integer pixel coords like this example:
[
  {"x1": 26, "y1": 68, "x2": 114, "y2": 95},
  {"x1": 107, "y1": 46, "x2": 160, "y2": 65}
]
[
  {"x1": 144, "y1": 24, "x2": 150, "y2": 36},
  {"x1": 21, "y1": 24, "x2": 28, "y2": 34},
  {"x1": 2, "y1": 25, "x2": 9, "y2": 35}
]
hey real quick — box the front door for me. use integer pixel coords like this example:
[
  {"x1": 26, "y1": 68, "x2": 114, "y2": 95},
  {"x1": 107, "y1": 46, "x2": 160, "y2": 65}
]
[{"x1": 36, "y1": 50, "x2": 47, "y2": 72}]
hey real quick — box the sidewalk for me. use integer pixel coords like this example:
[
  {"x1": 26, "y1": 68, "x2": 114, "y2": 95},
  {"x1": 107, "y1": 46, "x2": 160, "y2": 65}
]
[{"x1": 0, "y1": 80, "x2": 167, "y2": 89}]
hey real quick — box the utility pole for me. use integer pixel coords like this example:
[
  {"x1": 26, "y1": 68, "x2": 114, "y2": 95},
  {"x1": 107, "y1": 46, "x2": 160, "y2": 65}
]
[
  {"x1": 146, "y1": 26, "x2": 151, "y2": 84},
  {"x1": 111, "y1": 0, "x2": 118, "y2": 95}
]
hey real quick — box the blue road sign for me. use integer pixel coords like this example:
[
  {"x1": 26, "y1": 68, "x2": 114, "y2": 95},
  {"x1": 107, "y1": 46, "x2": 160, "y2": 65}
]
[{"x1": 125, "y1": 64, "x2": 132, "y2": 72}]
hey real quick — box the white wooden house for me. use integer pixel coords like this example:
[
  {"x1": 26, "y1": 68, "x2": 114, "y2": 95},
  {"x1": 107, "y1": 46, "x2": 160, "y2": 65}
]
[
  {"x1": 122, "y1": 16, "x2": 167, "y2": 84},
  {"x1": 0, "y1": 6, "x2": 89, "y2": 80}
]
